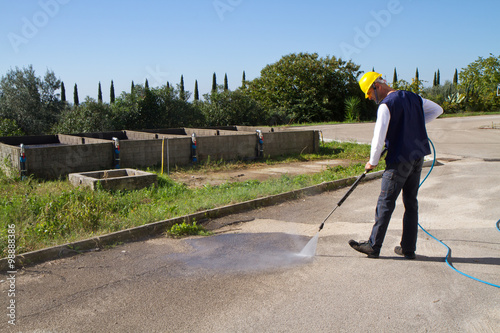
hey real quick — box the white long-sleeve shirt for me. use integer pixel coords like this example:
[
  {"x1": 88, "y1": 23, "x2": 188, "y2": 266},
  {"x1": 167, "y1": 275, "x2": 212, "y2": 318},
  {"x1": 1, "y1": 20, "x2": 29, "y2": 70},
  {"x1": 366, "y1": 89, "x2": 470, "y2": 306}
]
[{"x1": 369, "y1": 96, "x2": 443, "y2": 166}]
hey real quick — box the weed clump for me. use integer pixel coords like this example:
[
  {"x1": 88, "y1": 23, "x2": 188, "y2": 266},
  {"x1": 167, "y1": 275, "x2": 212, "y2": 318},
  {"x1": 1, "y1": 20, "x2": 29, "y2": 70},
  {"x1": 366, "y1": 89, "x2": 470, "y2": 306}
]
[{"x1": 167, "y1": 221, "x2": 212, "y2": 238}]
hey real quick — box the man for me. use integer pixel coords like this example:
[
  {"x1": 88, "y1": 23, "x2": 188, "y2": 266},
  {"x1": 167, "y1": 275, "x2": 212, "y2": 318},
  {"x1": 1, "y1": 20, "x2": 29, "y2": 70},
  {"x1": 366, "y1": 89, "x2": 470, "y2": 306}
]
[{"x1": 349, "y1": 72, "x2": 443, "y2": 259}]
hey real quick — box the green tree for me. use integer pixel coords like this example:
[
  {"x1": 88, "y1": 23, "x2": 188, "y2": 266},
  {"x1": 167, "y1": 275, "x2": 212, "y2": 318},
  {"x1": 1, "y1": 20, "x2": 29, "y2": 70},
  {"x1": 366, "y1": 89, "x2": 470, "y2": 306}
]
[
  {"x1": 392, "y1": 78, "x2": 423, "y2": 95},
  {"x1": 392, "y1": 68, "x2": 398, "y2": 88},
  {"x1": 0, "y1": 66, "x2": 63, "y2": 135},
  {"x1": 199, "y1": 87, "x2": 265, "y2": 126},
  {"x1": 74, "y1": 83, "x2": 79, "y2": 106},
  {"x1": 140, "y1": 83, "x2": 159, "y2": 129},
  {"x1": 453, "y1": 69, "x2": 458, "y2": 86},
  {"x1": 224, "y1": 73, "x2": 228, "y2": 91},
  {"x1": 111, "y1": 83, "x2": 159, "y2": 130},
  {"x1": 422, "y1": 80, "x2": 461, "y2": 112},
  {"x1": 156, "y1": 85, "x2": 201, "y2": 128},
  {"x1": 242, "y1": 70, "x2": 246, "y2": 89},
  {"x1": 194, "y1": 80, "x2": 199, "y2": 101},
  {"x1": 212, "y1": 73, "x2": 217, "y2": 93},
  {"x1": 110, "y1": 80, "x2": 115, "y2": 104},
  {"x1": 61, "y1": 81, "x2": 66, "y2": 103},
  {"x1": 98, "y1": 82, "x2": 103, "y2": 103},
  {"x1": 110, "y1": 84, "x2": 201, "y2": 130},
  {"x1": 131, "y1": 80, "x2": 135, "y2": 93},
  {"x1": 459, "y1": 53, "x2": 500, "y2": 111},
  {"x1": 145, "y1": 79, "x2": 149, "y2": 89},
  {"x1": 110, "y1": 89, "x2": 140, "y2": 130},
  {"x1": 437, "y1": 69, "x2": 441, "y2": 85},
  {"x1": 408, "y1": 67, "x2": 422, "y2": 94},
  {"x1": 0, "y1": 118, "x2": 24, "y2": 136},
  {"x1": 179, "y1": 75, "x2": 186, "y2": 101},
  {"x1": 247, "y1": 52, "x2": 364, "y2": 123},
  {"x1": 54, "y1": 97, "x2": 112, "y2": 133}
]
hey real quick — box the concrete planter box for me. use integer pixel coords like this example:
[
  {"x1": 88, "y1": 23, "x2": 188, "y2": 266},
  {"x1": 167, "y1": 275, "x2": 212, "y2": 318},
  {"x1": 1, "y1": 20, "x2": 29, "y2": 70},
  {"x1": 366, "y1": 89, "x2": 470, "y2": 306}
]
[
  {"x1": 1, "y1": 128, "x2": 320, "y2": 179},
  {"x1": 68, "y1": 169, "x2": 157, "y2": 191}
]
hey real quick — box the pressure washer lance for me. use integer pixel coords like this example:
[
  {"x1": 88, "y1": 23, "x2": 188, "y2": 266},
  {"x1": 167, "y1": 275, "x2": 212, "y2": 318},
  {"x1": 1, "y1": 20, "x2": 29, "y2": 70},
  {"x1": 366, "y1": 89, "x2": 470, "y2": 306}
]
[{"x1": 318, "y1": 148, "x2": 387, "y2": 232}]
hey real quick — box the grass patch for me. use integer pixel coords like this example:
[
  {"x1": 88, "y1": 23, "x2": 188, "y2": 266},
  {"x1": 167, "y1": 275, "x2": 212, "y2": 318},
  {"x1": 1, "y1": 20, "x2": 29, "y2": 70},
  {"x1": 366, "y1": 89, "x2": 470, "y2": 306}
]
[
  {"x1": 439, "y1": 111, "x2": 500, "y2": 118},
  {"x1": 0, "y1": 141, "x2": 381, "y2": 257}
]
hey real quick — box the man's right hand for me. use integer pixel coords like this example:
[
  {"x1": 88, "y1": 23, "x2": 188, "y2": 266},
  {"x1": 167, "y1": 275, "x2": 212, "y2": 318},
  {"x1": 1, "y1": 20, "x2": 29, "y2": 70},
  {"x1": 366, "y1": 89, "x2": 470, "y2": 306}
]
[{"x1": 365, "y1": 162, "x2": 377, "y2": 171}]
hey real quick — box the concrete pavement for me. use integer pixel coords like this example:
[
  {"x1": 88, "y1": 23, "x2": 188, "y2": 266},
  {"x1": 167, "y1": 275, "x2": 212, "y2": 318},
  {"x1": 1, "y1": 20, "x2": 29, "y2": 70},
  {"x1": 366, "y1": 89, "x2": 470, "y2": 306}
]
[{"x1": 1, "y1": 115, "x2": 499, "y2": 332}]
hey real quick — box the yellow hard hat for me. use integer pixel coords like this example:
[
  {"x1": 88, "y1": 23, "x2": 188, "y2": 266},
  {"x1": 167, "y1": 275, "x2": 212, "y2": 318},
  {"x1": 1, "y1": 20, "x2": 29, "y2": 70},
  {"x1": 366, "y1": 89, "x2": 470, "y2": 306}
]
[{"x1": 359, "y1": 72, "x2": 382, "y2": 98}]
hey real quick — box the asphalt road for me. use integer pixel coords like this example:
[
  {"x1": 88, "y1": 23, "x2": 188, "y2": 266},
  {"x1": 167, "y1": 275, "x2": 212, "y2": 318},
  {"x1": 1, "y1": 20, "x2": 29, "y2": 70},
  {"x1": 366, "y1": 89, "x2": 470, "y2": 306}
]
[{"x1": 2, "y1": 115, "x2": 499, "y2": 332}]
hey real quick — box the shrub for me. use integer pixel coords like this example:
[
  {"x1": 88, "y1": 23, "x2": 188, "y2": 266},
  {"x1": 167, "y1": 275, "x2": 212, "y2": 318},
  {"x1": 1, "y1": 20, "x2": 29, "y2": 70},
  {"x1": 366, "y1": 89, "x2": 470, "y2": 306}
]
[{"x1": 344, "y1": 96, "x2": 361, "y2": 122}]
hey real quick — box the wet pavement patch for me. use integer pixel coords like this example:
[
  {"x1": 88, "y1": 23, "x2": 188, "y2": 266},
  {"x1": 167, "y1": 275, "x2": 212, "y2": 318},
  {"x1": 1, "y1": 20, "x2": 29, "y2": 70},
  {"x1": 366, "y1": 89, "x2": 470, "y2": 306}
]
[{"x1": 168, "y1": 233, "x2": 313, "y2": 274}]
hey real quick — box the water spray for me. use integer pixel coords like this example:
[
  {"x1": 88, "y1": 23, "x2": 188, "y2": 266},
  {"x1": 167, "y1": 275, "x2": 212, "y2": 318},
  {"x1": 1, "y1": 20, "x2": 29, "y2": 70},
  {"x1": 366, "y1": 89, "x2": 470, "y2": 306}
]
[
  {"x1": 299, "y1": 149, "x2": 387, "y2": 257},
  {"x1": 298, "y1": 167, "x2": 375, "y2": 257}
]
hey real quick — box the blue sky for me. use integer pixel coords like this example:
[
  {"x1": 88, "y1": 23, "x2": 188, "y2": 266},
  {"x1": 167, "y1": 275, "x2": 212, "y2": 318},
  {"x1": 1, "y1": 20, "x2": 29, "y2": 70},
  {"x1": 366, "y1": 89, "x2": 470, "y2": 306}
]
[{"x1": 1, "y1": 0, "x2": 498, "y2": 102}]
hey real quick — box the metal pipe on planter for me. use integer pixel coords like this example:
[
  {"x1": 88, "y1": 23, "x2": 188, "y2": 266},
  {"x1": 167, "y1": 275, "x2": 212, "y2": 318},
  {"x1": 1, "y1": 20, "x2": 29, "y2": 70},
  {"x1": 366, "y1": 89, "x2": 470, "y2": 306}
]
[
  {"x1": 256, "y1": 130, "x2": 264, "y2": 159},
  {"x1": 19, "y1": 143, "x2": 26, "y2": 180},
  {"x1": 112, "y1": 137, "x2": 120, "y2": 169},
  {"x1": 191, "y1": 133, "x2": 197, "y2": 164}
]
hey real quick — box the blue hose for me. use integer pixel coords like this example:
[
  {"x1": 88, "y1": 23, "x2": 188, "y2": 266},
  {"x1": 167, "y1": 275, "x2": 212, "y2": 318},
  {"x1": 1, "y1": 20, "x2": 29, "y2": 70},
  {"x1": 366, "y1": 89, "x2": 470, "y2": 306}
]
[{"x1": 419, "y1": 139, "x2": 500, "y2": 288}]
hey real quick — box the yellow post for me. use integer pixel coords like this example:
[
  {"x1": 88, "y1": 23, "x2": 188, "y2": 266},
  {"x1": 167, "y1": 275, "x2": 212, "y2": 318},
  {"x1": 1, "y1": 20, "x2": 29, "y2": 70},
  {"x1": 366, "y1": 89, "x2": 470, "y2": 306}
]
[{"x1": 161, "y1": 137, "x2": 164, "y2": 174}]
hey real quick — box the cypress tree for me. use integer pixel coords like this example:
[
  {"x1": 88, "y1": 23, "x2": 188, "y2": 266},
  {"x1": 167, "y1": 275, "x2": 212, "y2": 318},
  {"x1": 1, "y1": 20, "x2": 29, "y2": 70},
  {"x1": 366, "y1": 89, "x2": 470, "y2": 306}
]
[
  {"x1": 98, "y1": 82, "x2": 103, "y2": 103},
  {"x1": 433, "y1": 72, "x2": 437, "y2": 87},
  {"x1": 242, "y1": 70, "x2": 246, "y2": 88},
  {"x1": 61, "y1": 81, "x2": 66, "y2": 103},
  {"x1": 110, "y1": 80, "x2": 115, "y2": 104},
  {"x1": 73, "y1": 83, "x2": 79, "y2": 106},
  {"x1": 145, "y1": 79, "x2": 149, "y2": 89},
  {"x1": 224, "y1": 73, "x2": 228, "y2": 91},
  {"x1": 392, "y1": 68, "x2": 397, "y2": 85},
  {"x1": 453, "y1": 69, "x2": 458, "y2": 86},
  {"x1": 167, "y1": 81, "x2": 170, "y2": 89},
  {"x1": 131, "y1": 80, "x2": 135, "y2": 93},
  {"x1": 194, "y1": 80, "x2": 199, "y2": 101},
  {"x1": 415, "y1": 67, "x2": 419, "y2": 82},
  {"x1": 179, "y1": 75, "x2": 186, "y2": 101},
  {"x1": 212, "y1": 72, "x2": 217, "y2": 93},
  {"x1": 437, "y1": 69, "x2": 440, "y2": 85}
]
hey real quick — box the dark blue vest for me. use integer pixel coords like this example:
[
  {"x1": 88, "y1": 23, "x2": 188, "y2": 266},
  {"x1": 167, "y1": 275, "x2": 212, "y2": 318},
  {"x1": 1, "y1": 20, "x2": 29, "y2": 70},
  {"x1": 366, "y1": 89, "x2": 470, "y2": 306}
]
[{"x1": 382, "y1": 90, "x2": 430, "y2": 165}]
